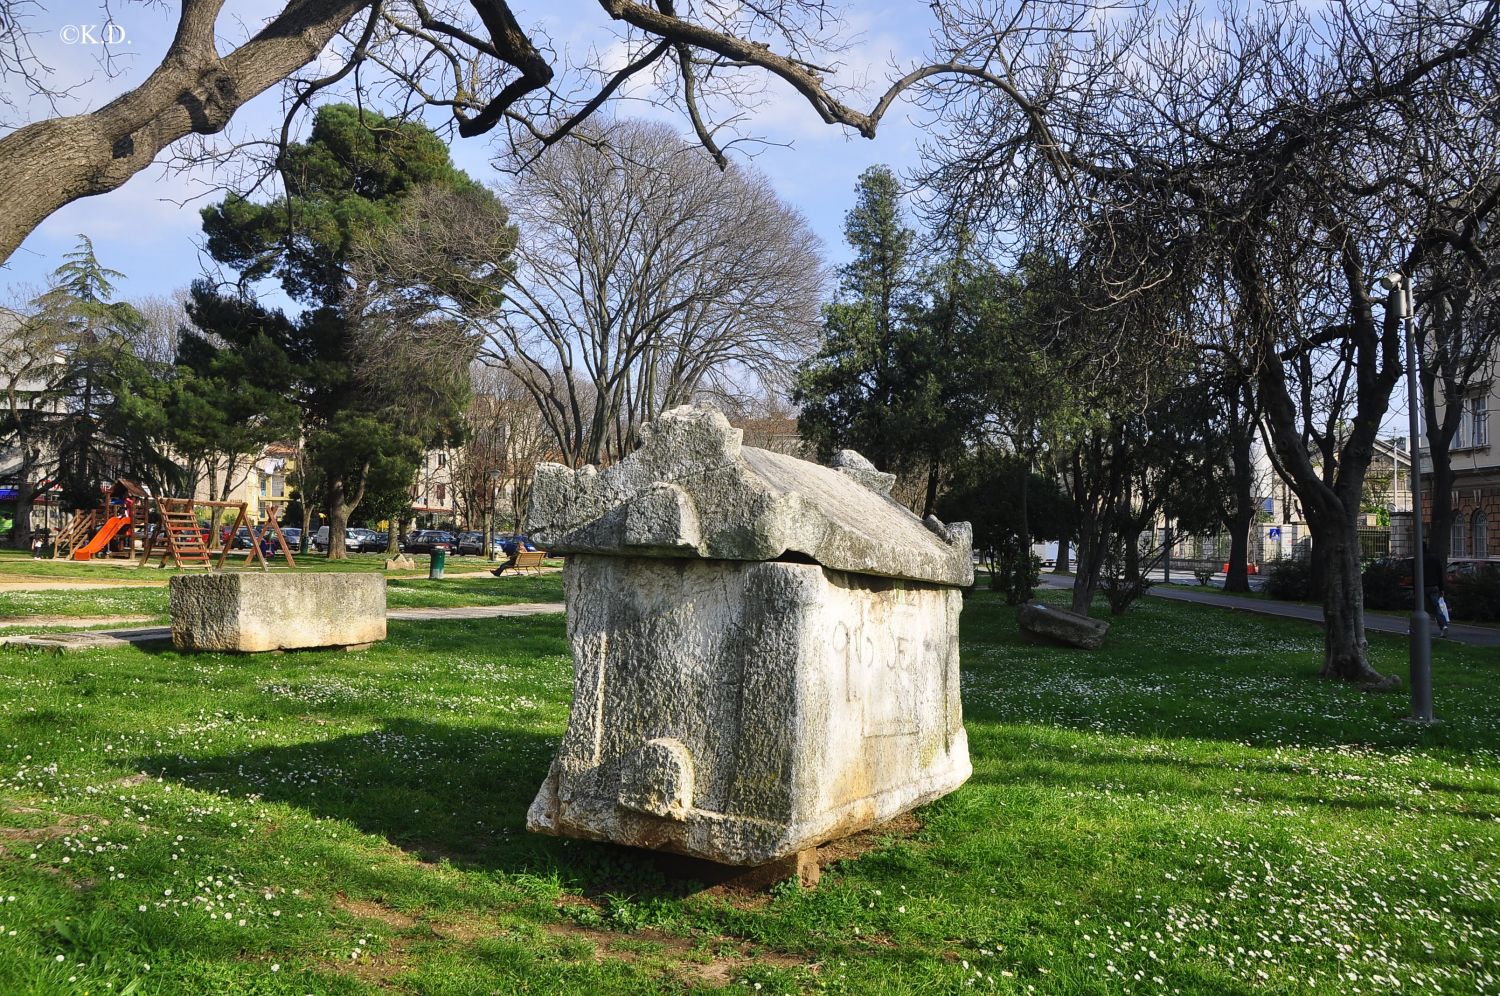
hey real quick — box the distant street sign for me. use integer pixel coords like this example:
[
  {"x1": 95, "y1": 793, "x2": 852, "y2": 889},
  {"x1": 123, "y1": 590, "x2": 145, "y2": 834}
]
[{"x1": 1268, "y1": 527, "x2": 1281, "y2": 540}]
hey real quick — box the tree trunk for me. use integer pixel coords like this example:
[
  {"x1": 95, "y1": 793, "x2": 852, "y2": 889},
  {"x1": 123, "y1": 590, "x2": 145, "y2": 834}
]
[
  {"x1": 1070, "y1": 516, "x2": 1103, "y2": 615},
  {"x1": 1315, "y1": 514, "x2": 1393, "y2": 686},
  {"x1": 10, "y1": 453, "x2": 36, "y2": 548},
  {"x1": 923, "y1": 459, "x2": 940, "y2": 519},
  {"x1": 0, "y1": 0, "x2": 369, "y2": 265},
  {"x1": 1224, "y1": 506, "x2": 1254, "y2": 593},
  {"x1": 1223, "y1": 413, "x2": 1257, "y2": 592},
  {"x1": 327, "y1": 477, "x2": 349, "y2": 560},
  {"x1": 1428, "y1": 448, "x2": 1455, "y2": 563},
  {"x1": 1054, "y1": 538, "x2": 1070, "y2": 573},
  {"x1": 386, "y1": 520, "x2": 400, "y2": 555}
]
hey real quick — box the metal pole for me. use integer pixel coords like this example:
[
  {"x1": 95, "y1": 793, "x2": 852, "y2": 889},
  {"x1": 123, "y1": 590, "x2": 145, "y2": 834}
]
[
  {"x1": 1163, "y1": 515, "x2": 1171, "y2": 584},
  {"x1": 1399, "y1": 278, "x2": 1435, "y2": 724}
]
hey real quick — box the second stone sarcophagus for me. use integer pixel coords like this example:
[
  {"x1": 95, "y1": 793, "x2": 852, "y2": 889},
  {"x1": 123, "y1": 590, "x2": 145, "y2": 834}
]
[{"x1": 525, "y1": 406, "x2": 973, "y2": 866}]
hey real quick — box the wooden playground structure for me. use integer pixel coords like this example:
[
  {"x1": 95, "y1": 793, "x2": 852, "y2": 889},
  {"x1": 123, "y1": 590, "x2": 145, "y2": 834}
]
[
  {"x1": 139, "y1": 498, "x2": 297, "y2": 570},
  {"x1": 55, "y1": 482, "x2": 297, "y2": 571},
  {"x1": 53, "y1": 479, "x2": 149, "y2": 561}
]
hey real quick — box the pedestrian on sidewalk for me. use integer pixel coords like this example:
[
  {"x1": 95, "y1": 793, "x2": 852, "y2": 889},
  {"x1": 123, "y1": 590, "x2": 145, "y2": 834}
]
[{"x1": 1422, "y1": 542, "x2": 1450, "y2": 638}]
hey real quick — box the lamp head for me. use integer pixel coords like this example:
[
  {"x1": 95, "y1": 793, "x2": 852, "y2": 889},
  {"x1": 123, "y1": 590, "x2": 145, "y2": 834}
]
[{"x1": 1378, "y1": 272, "x2": 1404, "y2": 291}]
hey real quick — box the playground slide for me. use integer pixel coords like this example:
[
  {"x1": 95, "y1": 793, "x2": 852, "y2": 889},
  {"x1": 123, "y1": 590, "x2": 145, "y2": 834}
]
[{"x1": 72, "y1": 515, "x2": 130, "y2": 561}]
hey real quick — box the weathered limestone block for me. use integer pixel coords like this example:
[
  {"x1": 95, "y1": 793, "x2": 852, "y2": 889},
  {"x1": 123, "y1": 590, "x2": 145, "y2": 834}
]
[
  {"x1": 528, "y1": 405, "x2": 973, "y2": 588},
  {"x1": 526, "y1": 555, "x2": 970, "y2": 864},
  {"x1": 525, "y1": 405, "x2": 974, "y2": 867},
  {"x1": 1017, "y1": 601, "x2": 1109, "y2": 650},
  {"x1": 170, "y1": 573, "x2": 386, "y2": 652}
]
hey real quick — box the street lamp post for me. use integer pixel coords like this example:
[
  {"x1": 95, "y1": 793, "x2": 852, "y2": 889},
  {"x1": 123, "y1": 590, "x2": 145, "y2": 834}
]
[{"x1": 1382, "y1": 272, "x2": 1436, "y2": 725}]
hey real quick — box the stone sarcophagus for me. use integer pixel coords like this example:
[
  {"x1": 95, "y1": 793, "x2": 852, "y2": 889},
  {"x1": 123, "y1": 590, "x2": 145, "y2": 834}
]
[{"x1": 525, "y1": 406, "x2": 973, "y2": 866}]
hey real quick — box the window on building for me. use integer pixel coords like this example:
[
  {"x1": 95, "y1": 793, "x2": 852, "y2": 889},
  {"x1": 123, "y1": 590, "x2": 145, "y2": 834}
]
[
  {"x1": 435, "y1": 483, "x2": 446, "y2": 504},
  {"x1": 1451, "y1": 515, "x2": 1465, "y2": 559},
  {"x1": 270, "y1": 475, "x2": 285, "y2": 498},
  {"x1": 1454, "y1": 412, "x2": 1466, "y2": 449},
  {"x1": 1474, "y1": 509, "x2": 1489, "y2": 558},
  {"x1": 1472, "y1": 396, "x2": 1489, "y2": 447},
  {"x1": 257, "y1": 473, "x2": 267, "y2": 497},
  {"x1": 437, "y1": 453, "x2": 447, "y2": 468}
]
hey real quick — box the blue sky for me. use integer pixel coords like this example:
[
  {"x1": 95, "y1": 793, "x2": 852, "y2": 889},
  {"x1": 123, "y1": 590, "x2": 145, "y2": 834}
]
[{"x1": 0, "y1": 1, "x2": 936, "y2": 304}]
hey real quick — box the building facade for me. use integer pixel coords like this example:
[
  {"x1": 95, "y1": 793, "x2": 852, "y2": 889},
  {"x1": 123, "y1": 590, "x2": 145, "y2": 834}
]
[{"x1": 1423, "y1": 375, "x2": 1496, "y2": 560}]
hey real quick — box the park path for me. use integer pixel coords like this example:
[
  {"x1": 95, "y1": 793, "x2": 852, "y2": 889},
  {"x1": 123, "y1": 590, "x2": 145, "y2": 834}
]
[
  {"x1": 0, "y1": 565, "x2": 557, "y2": 592},
  {"x1": 0, "y1": 601, "x2": 566, "y2": 651},
  {"x1": 1039, "y1": 575, "x2": 1500, "y2": 648}
]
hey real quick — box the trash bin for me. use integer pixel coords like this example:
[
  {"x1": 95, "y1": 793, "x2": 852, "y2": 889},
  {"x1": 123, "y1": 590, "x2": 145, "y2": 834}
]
[{"x1": 429, "y1": 548, "x2": 446, "y2": 579}]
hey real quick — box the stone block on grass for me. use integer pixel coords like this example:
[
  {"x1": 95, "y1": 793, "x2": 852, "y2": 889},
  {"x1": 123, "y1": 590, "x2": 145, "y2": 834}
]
[
  {"x1": 524, "y1": 405, "x2": 974, "y2": 869},
  {"x1": 170, "y1": 573, "x2": 386, "y2": 653},
  {"x1": 1017, "y1": 600, "x2": 1109, "y2": 650}
]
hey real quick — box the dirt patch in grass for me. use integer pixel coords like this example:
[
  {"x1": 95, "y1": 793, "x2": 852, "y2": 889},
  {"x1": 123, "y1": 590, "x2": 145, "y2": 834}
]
[
  {"x1": 335, "y1": 894, "x2": 419, "y2": 930},
  {"x1": 0, "y1": 806, "x2": 87, "y2": 843},
  {"x1": 0, "y1": 614, "x2": 154, "y2": 628},
  {"x1": 543, "y1": 921, "x2": 813, "y2": 988}
]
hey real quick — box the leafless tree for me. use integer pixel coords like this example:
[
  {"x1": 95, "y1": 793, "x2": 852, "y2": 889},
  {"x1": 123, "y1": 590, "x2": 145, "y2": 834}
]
[
  {"x1": 486, "y1": 119, "x2": 823, "y2": 467},
  {"x1": 129, "y1": 289, "x2": 192, "y2": 367},
  {"x1": 454, "y1": 365, "x2": 550, "y2": 551},
  {"x1": 0, "y1": 0, "x2": 1022, "y2": 266},
  {"x1": 912, "y1": 0, "x2": 1500, "y2": 684}
]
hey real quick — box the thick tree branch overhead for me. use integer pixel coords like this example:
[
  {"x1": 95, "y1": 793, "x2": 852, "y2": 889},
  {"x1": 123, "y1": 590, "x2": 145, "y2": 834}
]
[{"x1": 0, "y1": 0, "x2": 991, "y2": 266}]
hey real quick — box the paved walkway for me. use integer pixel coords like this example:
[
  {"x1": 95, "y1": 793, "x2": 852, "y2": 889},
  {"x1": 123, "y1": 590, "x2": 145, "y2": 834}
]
[
  {"x1": 0, "y1": 602, "x2": 566, "y2": 652},
  {"x1": 1040, "y1": 575, "x2": 1500, "y2": 648},
  {"x1": 0, "y1": 565, "x2": 559, "y2": 593}
]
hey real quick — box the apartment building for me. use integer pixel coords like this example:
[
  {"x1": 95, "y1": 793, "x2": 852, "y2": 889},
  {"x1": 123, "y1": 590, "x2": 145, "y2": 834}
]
[{"x1": 1428, "y1": 380, "x2": 1495, "y2": 559}]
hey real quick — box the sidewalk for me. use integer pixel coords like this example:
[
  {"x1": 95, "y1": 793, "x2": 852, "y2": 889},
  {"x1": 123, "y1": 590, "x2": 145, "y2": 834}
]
[
  {"x1": 0, "y1": 601, "x2": 567, "y2": 652},
  {"x1": 1039, "y1": 575, "x2": 1500, "y2": 648}
]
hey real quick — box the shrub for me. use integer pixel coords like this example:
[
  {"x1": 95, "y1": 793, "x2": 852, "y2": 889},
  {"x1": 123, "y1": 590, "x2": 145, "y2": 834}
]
[
  {"x1": 1262, "y1": 558, "x2": 1313, "y2": 601},
  {"x1": 1361, "y1": 560, "x2": 1409, "y2": 611},
  {"x1": 1192, "y1": 565, "x2": 1215, "y2": 586},
  {"x1": 1447, "y1": 573, "x2": 1500, "y2": 622},
  {"x1": 1099, "y1": 537, "x2": 1153, "y2": 615},
  {"x1": 992, "y1": 536, "x2": 1041, "y2": 605}
]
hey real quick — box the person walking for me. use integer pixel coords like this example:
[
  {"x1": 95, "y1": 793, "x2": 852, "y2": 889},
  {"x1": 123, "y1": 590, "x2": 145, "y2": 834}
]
[{"x1": 1421, "y1": 542, "x2": 1450, "y2": 638}]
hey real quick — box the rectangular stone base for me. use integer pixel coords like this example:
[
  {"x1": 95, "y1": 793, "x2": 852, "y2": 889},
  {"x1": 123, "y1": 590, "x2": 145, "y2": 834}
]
[
  {"x1": 527, "y1": 556, "x2": 970, "y2": 865},
  {"x1": 170, "y1": 573, "x2": 386, "y2": 652}
]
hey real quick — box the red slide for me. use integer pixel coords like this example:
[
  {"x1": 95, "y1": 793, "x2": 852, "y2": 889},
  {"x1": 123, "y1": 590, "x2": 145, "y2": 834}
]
[{"x1": 72, "y1": 514, "x2": 130, "y2": 560}]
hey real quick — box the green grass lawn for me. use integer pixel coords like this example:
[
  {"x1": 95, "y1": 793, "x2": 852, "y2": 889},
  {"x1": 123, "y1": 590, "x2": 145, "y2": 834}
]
[{"x1": 0, "y1": 589, "x2": 1495, "y2": 993}]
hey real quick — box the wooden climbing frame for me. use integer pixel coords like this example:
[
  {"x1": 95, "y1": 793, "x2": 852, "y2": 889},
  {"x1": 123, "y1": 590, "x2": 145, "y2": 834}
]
[
  {"x1": 137, "y1": 497, "x2": 297, "y2": 571},
  {"x1": 242, "y1": 500, "x2": 297, "y2": 570},
  {"x1": 137, "y1": 499, "x2": 235, "y2": 570}
]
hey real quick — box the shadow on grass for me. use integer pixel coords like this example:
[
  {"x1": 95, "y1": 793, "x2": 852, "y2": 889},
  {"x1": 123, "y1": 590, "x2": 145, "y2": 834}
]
[{"x1": 134, "y1": 718, "x2": 731, "y2": 900}]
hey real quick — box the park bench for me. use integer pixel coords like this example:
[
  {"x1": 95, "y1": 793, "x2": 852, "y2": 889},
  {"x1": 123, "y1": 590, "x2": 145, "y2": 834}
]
[{"x1": 494, "y1": 547, "x2": 547, "y2": 575}]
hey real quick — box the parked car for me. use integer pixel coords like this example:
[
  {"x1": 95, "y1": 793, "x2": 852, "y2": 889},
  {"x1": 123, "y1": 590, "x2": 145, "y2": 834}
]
[
  {"x1": 1447, "y1": 559, "x2": 1500, "y2": 583},
  {"x1": 498, "y1": 534, "x2": 538, "y2": 557},
  {"x1": 312, "y1": 526, "x2": 374, "y2": 553},
  {"x1": 405, "y1": 530, "x2": 456, "y2": 554},
  {"x1": 351, "y1": 527, "x2": 383, "y2": 552},
  {"x1": 281, "y1": 527, "x2": 302, "y2": 548},
  {"x1": 456, "y1": 534, "x2": 498, "y2": 555}
]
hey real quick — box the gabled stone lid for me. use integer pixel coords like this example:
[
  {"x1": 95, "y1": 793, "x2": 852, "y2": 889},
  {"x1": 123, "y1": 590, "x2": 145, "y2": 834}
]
[{"x1": 526, "y1": 406, "x2": 974, "y2": 587}]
